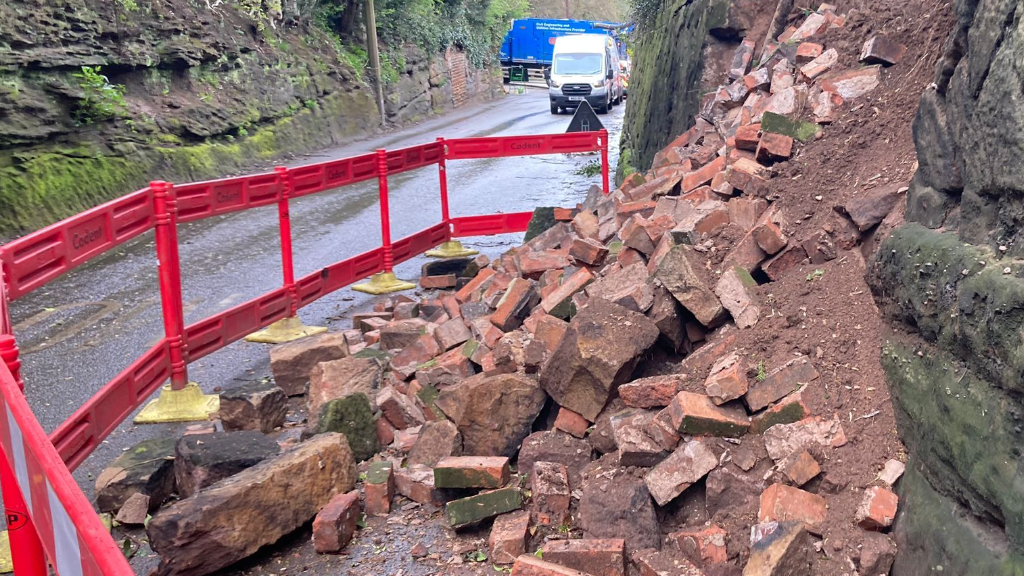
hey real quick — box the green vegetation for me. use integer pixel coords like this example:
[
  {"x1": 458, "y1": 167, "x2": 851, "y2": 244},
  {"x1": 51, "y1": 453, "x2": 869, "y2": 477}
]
[
  {"x1": 574, "y1": 160, "x2": 602, "y2": 177},
  {"x1": 756, "y1": 360, "x2": 767, "y2": 382},
  {"x1": 72, "y1": 66, "x2": 127, "y2": 125}
]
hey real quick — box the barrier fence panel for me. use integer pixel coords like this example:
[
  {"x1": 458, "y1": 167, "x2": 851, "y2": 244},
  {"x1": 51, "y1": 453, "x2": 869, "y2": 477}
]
[
  {"x1": 0, "y1": 188, "x2": 156, "y2": 301},
  {"x1": 0, "y1": 359, "x2": 133, "y2": 576}
]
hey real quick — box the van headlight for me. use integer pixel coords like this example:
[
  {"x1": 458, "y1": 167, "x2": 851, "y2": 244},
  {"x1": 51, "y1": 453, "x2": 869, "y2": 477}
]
[
  {"x1": 592, "y1": 80, "x2": 604, "y2": 88},
  {"x1": 549, "y1": 79, "x2": 561, "y2": 88}
]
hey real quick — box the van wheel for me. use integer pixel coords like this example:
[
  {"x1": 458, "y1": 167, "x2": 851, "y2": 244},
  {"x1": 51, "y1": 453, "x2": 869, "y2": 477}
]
[
  {"x1": 597, "y1": 98, "x2": 610, "y2": 114},
  {"x1": 550, "y1": 102, "x2": 559, "y2": 114}
]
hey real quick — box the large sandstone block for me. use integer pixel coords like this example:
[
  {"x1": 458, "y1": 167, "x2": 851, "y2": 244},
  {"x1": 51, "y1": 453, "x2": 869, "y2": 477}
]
[
  {"x1": 655, "y1": 245, "x2": 725, "y2": 326},
  {"x1": 435, "y1": 373, "x2": 547, "y2": 457},
  {"x1": 219, "y1": 381, "x2": 288, "y2": 434},
  {"x1": 307, "y1": 356, "x2": 384, "y2": 430},
  {"x1": 149, "y1": 434, "x2": 357, "y2": 576},
  {"x1": 580, "y1": 472, "x2": 660, "y2": 553},
  {"x1": 539, "y1": 298, "x2": 659, "y2": 421},
  {"x1": 96, "y1": 438, "x2": 176, "y2": 513},
  {"x1": 269, "y1": 332, "x2": 349, "y2": 396},
  {"x1": 174, "y1": 431, "x2": 280, "y2": 498}
]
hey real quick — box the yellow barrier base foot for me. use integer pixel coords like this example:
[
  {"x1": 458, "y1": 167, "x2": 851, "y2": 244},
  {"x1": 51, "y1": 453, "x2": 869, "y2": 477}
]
[
  {"x1": 244, "y1": 316, "x2": 327, "y2": 344},
  {"x1": 0, "y1": 530, "x2": 11, "y2": 574},
  {"x1": 425, "y1": 240, "x2": 479, "y2": 258},
  {"x1": 134, "y1": 382, "x2": 220, "y2": 424},
  {"x1": 352, "y1": 271, "x2": 417, "y2": 295}
]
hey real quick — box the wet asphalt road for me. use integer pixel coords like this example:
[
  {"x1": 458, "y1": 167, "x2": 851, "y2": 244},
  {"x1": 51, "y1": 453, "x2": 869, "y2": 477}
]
[{"x1": 6, "y1": 89, "x2": 624, "y2": 501}]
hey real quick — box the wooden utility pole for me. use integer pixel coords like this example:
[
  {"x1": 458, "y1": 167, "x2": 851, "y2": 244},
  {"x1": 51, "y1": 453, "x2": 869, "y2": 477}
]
[
  {"x1": 564, "y1": 0, "x2": 570, "y2": 18},
  {"x1": 365, "y1": 0, "x2": 386, "y2": 127}
]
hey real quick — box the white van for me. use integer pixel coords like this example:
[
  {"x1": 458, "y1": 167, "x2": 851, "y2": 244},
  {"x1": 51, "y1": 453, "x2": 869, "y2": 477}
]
[{"x1": 547, "y1": 34, "x2": 623, "y2": 115}]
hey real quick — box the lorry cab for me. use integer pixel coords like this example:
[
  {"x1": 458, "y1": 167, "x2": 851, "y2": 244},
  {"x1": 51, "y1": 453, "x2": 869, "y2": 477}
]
[{"x1": 547, "y1": 34, "x2": 623, "y2": 115}]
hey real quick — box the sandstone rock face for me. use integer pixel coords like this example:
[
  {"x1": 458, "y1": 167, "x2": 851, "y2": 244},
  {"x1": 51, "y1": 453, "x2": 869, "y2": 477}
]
[
  {"x1": 539, "y1": 298, "x2": 659, "y2": 421},
  {"x1": 435, "y1": 372, "x2": 547, "y2": 457},
  {"x1": 149, "y1": 433, "x2": 357, "y2": 576},
  {"x1": 307, "y1": 356, "x2": 384, "y2": 430}
]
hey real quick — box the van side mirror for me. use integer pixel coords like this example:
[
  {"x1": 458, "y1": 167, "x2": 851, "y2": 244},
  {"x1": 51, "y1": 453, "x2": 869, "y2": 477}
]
[
  {"x1": 606, "y1": 70, "x2": 614, "y2": 80},
  {"x1": 543, "y1": 69, "x2": 551, "y2": 80}
]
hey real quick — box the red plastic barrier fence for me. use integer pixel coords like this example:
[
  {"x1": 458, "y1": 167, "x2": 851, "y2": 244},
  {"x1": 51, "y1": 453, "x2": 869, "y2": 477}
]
[{"x1": 0, "y1": 128, "x2": 609, "y2": 576}]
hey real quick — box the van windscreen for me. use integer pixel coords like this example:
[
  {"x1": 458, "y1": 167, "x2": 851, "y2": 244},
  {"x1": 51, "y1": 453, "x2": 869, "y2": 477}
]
[{"x1": 553, "y1": 53, "x2": 603, "y2": 75}]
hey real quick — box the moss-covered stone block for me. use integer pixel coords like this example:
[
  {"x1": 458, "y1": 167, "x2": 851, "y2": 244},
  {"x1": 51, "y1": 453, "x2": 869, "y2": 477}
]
[
  {"x1": 524, "y1": 207, "x2": 557, "y2": 243},
  {"x1": 315, "y1": 393, "x2": 380, "y2": 462}
]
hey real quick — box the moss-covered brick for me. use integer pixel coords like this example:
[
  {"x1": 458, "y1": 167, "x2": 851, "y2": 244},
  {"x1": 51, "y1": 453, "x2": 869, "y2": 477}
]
[
  {"x1": 445, "y1": 486, "x2": 522, "y2": 529},
  {"x1": 524, "y1": 207, "x2": 558, "y2": 243},
  {"x1": 760, "y1": 112, "x2": 820, "y2": 142},
  {"x1": 365, "y1": 460, "x2": 393, "y2": 485},
  {"x1": 433, "y1": 456, "x2": 510, "y2": 489}
]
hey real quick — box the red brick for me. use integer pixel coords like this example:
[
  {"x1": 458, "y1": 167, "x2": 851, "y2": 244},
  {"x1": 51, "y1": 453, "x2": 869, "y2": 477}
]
[
  {"x1": 743, "y1": 67, "x2": 770, "y2": 92},
  {"x1": 433, "y1": 318, "x2": 471, "y2": 351},
  {"x1": 375, "y1": 416, "x2": 396, "y2": 446},
  {"x1": 799, "y1": 48, "x2": 838, "y2": 80},
  {"x1": 710, "y1": 171, "x2": 734, "y2": 198},
  {"x1": 572, "y1": 210, "x2": 600, "y2": 239},
  {"x1": 377, "y1": 386, "x2": 427, "y2": 429},
  {"x1": 762, "y1": 245, "x2": 808, "y2": 281},
  {"x1": 756, "y1": 133, "x2": 794, "y2": 163},
  {"x1": 645, "y1": 440, "x2": 718, "y2": 505},
  {"x1": 704, "y1": 352, "x2": 748, "y2": 405},
  {"x1": 434, "y1": 456, "x2": 510, "y2": 489},
  {"x1": 615, "y1": 199, "x2": 657, "y2": 221},
  {"x1": 620, "y1": 172, "x2": 647, "y2": 194},
  {"x1": 619, "y1": 375, "x2": 684, "y2": 409},
  {"x1": 749, "y1": 393, "x2": 810, "y2": 434},
  {"x1": 554, "y1": 207, "x2": 575, "y2": 221},
  {"x1": 440, "y1": 295, "x2": 461, "y2": 319},
  {"x1": 554, "y1": 407, "x2": 590, "y2": 438},
  {"x1": 728, "y1": 197, "x2": 769, "y2": 231},
  {"x1": 758, "y1": 483, "x2": 827, "y2": 534},
  {"x1": 682, "y1": 156, "x2": 726, "y2": 193},
  {"x1": 617, "y1": 247, "x2": 647, "y2": 268},
  {"x1": 679, "y1": 186, "x2": 714, "y2": 206},
  {"x1": 860, "y1": 36, "x2": 907, "y2": 66},
  {"x1": 542, "y1": 539, "x2": 626, "y2": 576},
  {"x1": 856, "y1": 486, "x2": 898, "y2": 530},
  {"x1": 730, "y1": 157, "x2": 769, "y2": 180},
  {"x1": 752, "y1": 218, "x2": 787, "y2": 255},
  {"x1": 363, "y1": 330, "x2": 381, "y2": 345},
  {"x1": 511, "y1": 555, "x2": 591, "y2": 576},
  {"x1": 745, "y1": 357, "x2": 819, "y2": 412},
  {"x1": 530, "y1": 462, "x2": 570, "y2": 526},
  {"x1": 420, "y1": 274, "x2": 457, "y2": 289},
  {"x1": 540, "y1": 268, "x2": 594, "y2": 316},
  {"x1": 778, "y1": 450, "x2": 820, "y2": 486},
  {"x1": 491, "y1": 278, "x2": 539, "y2": 332},
  {"x1": 820, "y1": 67, "x2": 881, "y2": 100},
  {"x1": 517, "y1": 250, "x2": 571, "y2": 280},
  {"x1": 357, "y1": 315, "x2": 389, "y2": 334},
  {"x1": 394, "y1": 464, "x2": 446, "y2": 506},
  {"x1": 312, "y1": 491, "x2": 360, "y2": 553},
  {"x1": 533, "y1": 314, "x2": 568, "y2": 351},
  {"x1": 725, "y1": 166, "x2": 769, "y2": 195},
  {"x1": 669, "y1": 524, "x2": 728, "y2": 566},
  {"x1": 734, "y1": 124, "x2": 761, "y2": 151},
  {"x1": 569, "y1": 238, "x2": 607, "y2": 267},
  {"x1": 489, "y1": 511, "x2": 530, "y2": 565},
  {"x1": 394, "y1": 427, "x2": 420, "y2": 452},
  {"x1": 456, "y1": 268, "x2": 497, "y2": 303},
  {"x1": 364, "y1": 461, "x2": 394, "y2": 516},
  {"x1": 795, "y1": 42, "x2": 823, "y2": 63},
  {"x1": 667, "y1": 391, "x2": 750, "y2": 438},
  {"x1": 620, "y1": 214, "x2": 656, "y2": 255}
]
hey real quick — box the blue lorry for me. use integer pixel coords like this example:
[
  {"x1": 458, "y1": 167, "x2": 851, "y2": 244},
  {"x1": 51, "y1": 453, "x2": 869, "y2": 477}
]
[{"x1": 500, "y1": 18, "x2": 630, "y2": 83}]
